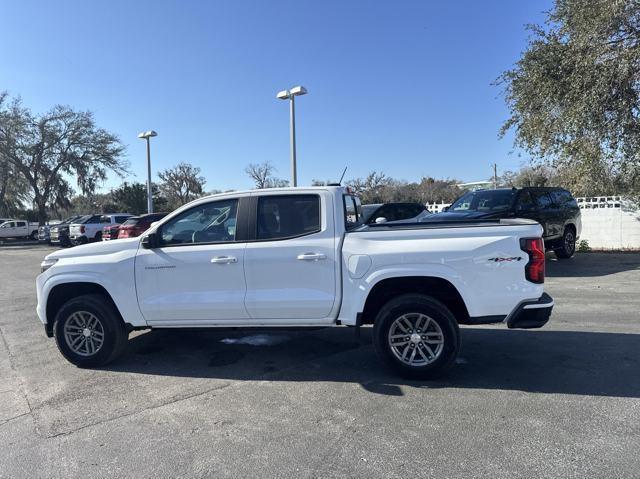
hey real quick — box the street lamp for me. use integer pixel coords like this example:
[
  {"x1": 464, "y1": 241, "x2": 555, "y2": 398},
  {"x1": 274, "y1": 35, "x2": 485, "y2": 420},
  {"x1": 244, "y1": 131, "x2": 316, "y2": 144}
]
[
  {"x1": 276, "y1": 86, "x2": 307, "y2": 187},
  {"x1": 137, "y1": 130, "x2": 157, "y2": 214}
]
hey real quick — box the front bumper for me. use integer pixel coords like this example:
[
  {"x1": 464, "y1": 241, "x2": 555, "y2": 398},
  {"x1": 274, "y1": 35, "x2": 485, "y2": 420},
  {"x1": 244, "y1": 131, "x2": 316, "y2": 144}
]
[{"x1": 506, "y1": 293, "x2": 553, "y2": 329}]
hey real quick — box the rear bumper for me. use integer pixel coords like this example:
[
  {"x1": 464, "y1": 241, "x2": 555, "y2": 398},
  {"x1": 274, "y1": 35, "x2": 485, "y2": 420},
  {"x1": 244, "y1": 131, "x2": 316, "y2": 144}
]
[{"x1": 506, "y1": 293, "x2": 553, "y2": 329}]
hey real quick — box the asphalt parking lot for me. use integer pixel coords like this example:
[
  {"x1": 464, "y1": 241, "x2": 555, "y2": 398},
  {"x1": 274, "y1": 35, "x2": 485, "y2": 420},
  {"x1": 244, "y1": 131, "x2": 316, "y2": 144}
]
[{"x1": 1, "y1": 246, "x2": 639, "y2": 478}]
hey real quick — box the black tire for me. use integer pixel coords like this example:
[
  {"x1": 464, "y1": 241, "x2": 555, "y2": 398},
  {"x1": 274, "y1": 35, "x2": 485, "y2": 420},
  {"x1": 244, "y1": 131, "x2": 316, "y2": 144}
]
[
  {"x1": 554, "y1": 227, "x2": 576, "y2": 259},
  {"x1": 30, "y1": 230, "x2": 38, "y2": 240},
  {"x1": 93, "y1": 231, "x2": 102, "y2": 242},
  {"x1": 372, "y1": 294, "x2": 460, "y2": 379},
  {"x1": 53, "y1": 294, "x2": 128, "y2": 367}
]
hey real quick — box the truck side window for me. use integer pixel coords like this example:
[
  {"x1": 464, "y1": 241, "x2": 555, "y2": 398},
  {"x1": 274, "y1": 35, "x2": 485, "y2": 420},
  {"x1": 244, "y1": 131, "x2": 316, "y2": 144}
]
[
  {"x1": 257, "y1": 194, "x2": 320, "y2": 240},
  {"x1": 160, "y1": 199, "x2": 238, "y2": 245}
]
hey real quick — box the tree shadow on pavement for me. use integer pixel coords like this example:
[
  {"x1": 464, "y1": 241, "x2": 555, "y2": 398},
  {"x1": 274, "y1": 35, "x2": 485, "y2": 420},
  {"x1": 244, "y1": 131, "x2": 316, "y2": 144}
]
[{"x1": 105, "y1": 326, "x2": 640, "y2": 399}]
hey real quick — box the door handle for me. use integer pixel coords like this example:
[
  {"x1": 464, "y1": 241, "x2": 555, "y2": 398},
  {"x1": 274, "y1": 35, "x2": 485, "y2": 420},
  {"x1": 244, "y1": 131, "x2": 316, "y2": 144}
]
[
  {"x1": 210, "y1": 256, "x2": 237, "y2": 264},
  {"x1": 296, "y1": 252, "x2": 327, "y2": 261}
]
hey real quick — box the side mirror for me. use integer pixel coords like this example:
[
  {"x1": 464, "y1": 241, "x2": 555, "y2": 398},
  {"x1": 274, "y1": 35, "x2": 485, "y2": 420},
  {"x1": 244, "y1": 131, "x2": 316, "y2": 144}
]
[
  {"x1": 374, "y1": 217, "x2": 388, "y2": 224},
  {"x1": 141, "y1": 232, "x2": 160, "y2": 249}
]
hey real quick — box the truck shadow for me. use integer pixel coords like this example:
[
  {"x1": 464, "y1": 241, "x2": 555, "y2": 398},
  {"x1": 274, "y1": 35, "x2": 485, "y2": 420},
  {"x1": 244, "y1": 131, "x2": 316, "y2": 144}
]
[
  {"x1": 106, "y1": 326, "x2": 640, "y2": 399},
  {"x1": 546, "y1": 251, "x2": 640, "y2": 278}
]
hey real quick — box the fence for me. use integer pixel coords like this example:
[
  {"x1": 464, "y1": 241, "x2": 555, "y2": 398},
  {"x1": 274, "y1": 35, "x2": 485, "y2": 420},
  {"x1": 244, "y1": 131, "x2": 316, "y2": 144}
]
[
  {"x1": 425, "y1": 201, "x2": 451, "y2": 213},
  {"x1": 576, "y1": 196, "x2": 640, "y2": 249},
  {"x1": 425, "y1": 196, "x2": 640, "y2": 250}
]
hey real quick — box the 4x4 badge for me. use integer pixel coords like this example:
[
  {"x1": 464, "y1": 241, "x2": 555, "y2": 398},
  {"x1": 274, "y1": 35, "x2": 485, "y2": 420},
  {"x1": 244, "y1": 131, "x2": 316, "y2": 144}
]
[{"x1": 488, "y1": 257, "x2": 523, "y2": 262}]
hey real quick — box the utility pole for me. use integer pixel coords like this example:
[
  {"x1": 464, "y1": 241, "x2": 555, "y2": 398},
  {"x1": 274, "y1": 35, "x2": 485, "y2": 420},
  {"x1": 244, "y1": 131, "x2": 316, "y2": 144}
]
[{"x1": 493, "y1": 163, "x2": 498, "y2": 189}]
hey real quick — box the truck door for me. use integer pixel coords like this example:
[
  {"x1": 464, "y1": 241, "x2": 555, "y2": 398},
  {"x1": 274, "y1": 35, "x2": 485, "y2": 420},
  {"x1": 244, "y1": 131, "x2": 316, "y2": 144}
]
[
  {"x1": 244, "y1": 192, "x2": 337, "y2": 320},
  {"x1": 135, "y1": 197, "x2": 250, "y2": 323},
  {"x1": 0, "y1": 221, "x2": 16, "y2": 237}
]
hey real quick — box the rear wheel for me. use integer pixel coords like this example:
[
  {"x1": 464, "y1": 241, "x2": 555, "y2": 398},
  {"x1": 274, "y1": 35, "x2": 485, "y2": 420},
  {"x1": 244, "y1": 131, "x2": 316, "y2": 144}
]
[
  {"x1": 53, "y1": 294, "x2": 128, "y2": 367},
  {"x1": 554, "y1": 227, "x2": 576, "y2": 259},
  {"x1": 373, "y1": 294, "x2": 460, "y2": 379}
]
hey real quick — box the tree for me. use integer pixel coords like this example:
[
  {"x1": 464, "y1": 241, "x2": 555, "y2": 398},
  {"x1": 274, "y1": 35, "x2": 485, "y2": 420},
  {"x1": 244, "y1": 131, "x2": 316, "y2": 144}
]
[
  {"x1": 0, "y1": 94, "x2": 127, "y2": 224},
  {"x1": 158, "y1": 162, "x2": 206, "y2": 210},
  {"x1": 347, "y1": 171, "x2": 392, "y2": 203},
  {"x1": 245, "y1": 162, "x2": 289, "y2": 189},
  {"x1": 110, "y1": 181, "x2": 168, "y2": 215},
  {"x1": 497, "y1": 0, "x2": 640, "y2": 197},
  {"x1": 416, "y1": 177, "x2": 462, "y2": 203}
]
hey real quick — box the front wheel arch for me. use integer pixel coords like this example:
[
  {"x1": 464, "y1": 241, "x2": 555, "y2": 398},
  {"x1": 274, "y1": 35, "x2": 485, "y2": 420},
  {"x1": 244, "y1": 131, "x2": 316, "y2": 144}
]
[{"x1": 46, "y1": 282, "x2": 127, "y2": 336}]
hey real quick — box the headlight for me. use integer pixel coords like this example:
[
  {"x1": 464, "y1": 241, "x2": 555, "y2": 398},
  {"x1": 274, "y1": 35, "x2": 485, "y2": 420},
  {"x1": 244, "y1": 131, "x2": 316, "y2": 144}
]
[{"x1": 40, "y1": 258, "x2": 58, "y2": 273}]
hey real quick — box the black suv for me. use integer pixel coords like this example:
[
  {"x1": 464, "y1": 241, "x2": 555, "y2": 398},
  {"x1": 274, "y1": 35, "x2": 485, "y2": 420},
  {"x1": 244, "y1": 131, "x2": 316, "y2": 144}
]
[
  {"x1": 361, "y1": 202, "x2": 427, "y2": 224},
  {"x1": 432, "y1": 187, "x2": 582, "y2": 258}
]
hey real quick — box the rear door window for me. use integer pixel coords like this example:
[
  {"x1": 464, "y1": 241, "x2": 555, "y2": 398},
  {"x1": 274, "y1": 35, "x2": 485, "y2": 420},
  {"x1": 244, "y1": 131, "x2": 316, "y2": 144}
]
[
  {"x1": 257, "y1": 195, "x2": 320, "y2": 240},
  {"x1": 533, "y1": 192, "x2": 554, "y2": 209},
  {"x1": 517, "y1": 191, "x2": 536, "y2": 210}
]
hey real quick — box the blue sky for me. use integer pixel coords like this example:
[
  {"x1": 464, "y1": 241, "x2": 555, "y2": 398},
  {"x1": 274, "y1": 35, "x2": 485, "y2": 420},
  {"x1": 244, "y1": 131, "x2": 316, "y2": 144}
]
[{"x1": 0, "y1": 0, "x2": 551, "y2": 193}]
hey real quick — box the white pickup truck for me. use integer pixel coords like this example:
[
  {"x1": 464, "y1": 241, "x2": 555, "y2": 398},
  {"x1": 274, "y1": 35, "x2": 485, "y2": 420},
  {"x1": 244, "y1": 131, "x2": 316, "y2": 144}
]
[
  {"x1": 68, "y1": 213, "x2": 133, "y2": 244},
  {"x1": 36, "y1": 187, "x2": 553, "y2": 378},
  {"x1": 0, "y1": 219, "x2": 39, "y2": 240}
]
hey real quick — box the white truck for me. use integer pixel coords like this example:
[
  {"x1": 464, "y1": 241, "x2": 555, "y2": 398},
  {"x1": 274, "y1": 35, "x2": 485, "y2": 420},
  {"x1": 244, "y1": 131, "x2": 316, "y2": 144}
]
[
  {"x1": 68, "y1": 213, "x2": 132, "y2": 245},
  {"x1": 36, "y1": 187, "x2": 553, "y2": 378},
  {"x1": 0, "y1": 219, "x2": 39, "y2": 240}
]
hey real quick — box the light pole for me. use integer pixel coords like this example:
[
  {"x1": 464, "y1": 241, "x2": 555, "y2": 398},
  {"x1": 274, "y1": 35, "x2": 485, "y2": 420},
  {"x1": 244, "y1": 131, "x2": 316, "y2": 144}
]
[
  {"x1": 276, "y1": 86, "x2": 307, "y2": 187},
  {"x1": 137, "y1": 130, "x2": 158, "y2": 213}
]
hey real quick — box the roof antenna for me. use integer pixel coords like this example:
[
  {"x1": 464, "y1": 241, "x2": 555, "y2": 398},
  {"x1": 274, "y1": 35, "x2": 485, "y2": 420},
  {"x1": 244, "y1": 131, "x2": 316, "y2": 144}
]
[{"x1": 338, "y1": 166, "x2": 348, "y2": 185}]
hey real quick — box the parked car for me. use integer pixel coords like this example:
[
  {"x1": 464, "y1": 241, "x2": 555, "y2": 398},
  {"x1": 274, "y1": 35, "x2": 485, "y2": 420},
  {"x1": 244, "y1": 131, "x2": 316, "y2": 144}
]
[
  {"x1": 50, "y1": 216, "x2": 85, "y2": 247},
  {"x1": 117, "y1": 212, "x2": 168, "y2": 239},
  {"x1": 38, "y1": 220, "x2": 63, "y2": 243},
  {"x1": 361, "y1": 202, "x2": 428, "y2": 224},
  {"x1": 69, "y1": 213, "x2": 132, "y2": 245},
  {"x1": 0, "y1": 220, "x2": 39, "y2": 240},
  {"x1": 36, "y1": 186, "x2": 553, "y2": 378},
  {"x1": 102, "y1": 223, "x2": 121, "y2": 241},
  {"x1": 101, "y1": 213, "x2": 146, "y2": 241},
  {"x1": 428, "y1": 187, "x2": 582, "y2": 258}
]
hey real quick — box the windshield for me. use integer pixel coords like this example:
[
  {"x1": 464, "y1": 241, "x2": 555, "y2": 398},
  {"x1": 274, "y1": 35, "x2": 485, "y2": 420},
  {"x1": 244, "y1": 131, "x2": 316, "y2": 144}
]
[
  {"x1": 122, "y1": 217, "x2": 141, "y2": 226},
  {"x1": 449, "y1": 190, "x2": 517, "y2": 212}
]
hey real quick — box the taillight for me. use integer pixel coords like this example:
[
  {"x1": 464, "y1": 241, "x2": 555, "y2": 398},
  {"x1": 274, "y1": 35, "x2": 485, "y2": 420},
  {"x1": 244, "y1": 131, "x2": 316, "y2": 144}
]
[
  {"x1": 520, "y1": 238, "x2": 545, "y2": 283},
  {"x1": 80, "y1": 225, "x2": 85, "y2": 234}
]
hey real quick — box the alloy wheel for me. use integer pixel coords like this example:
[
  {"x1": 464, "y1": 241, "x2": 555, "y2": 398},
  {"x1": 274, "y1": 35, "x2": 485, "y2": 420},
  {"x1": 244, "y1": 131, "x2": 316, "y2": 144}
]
[
  {"x1": 388, "y1": 313, "x2": 444, "y2": 366},
  {"x1": 63, "y1": 311, "x2": 105, "y2": 357}
]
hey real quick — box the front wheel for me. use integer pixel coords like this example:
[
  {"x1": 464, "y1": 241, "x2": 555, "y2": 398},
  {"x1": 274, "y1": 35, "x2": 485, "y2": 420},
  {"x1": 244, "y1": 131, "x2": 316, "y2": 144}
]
[
  {"x1": 373, "y1": 294, "x2": 460, "y2": 379},
  {"x1": 554, "y1": 227, "x2": 576, "y2": 259},
  {"x1": 53, "y1": 294, "x2": 128, "y2": 367}
]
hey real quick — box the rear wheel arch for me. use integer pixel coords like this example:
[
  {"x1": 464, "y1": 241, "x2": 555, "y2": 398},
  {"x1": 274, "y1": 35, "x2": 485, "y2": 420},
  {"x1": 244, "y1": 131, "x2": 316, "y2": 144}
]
[
  {"x1": 46, "y1": 282, "x2": 127, "y2": 335},
  {"x1": 360, "y1": 276, "x2": 470, "y2": 325}
]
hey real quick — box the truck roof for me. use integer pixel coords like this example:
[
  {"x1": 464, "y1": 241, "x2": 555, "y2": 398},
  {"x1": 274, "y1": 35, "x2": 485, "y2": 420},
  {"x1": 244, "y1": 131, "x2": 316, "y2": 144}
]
[{"x1": 198, "y1": 185, "x2": 349, "y2": 201}]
